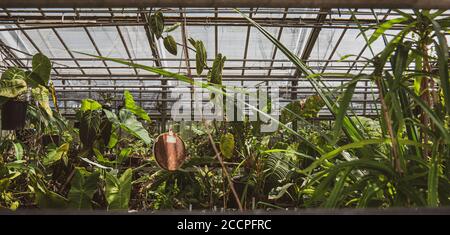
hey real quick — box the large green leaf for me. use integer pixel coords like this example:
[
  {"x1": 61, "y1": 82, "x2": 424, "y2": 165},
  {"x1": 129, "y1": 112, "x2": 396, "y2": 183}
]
[
  {"x1": 103, "y1": 109, "x2": 151, "y2": 145},
  {"x1": 31, "y1": 84, "x2": 52, "y2": 117},
  {"x1": 105, "y1": 168, "x2": 132, "y2": 210},
  {"x1": 79, "y1": 110, "x2": 102, "y2": 149},
  {"x1": 124, "y1": 90, "x2": 151, "y2": 121},
  {"x1": 0, "y1": 79, "x2": 27, "y2": 98},
  {"x1": 31, "y1": 53, "x2": 51, "y2": 86},
  {"x1": 35, "y1": 189, "x2": 68, "y2": 209},
  {"x1": 119, "y1": 109, "x2": 152, "y2": 145},
  {"x1": 1, "y1": 67, "x2": 27, "y2": 81},
  {"x1": 194, "y1": 40, "x2": 207, "y2": 75},
  {"x1": 210, "y1": 53, "x2": 226, "y2": 85},
  {"x1": 43, "y1": 143, "x2": 70, "y2": 166},
  {"x1": 68, "y1": 167, "x2": 100, "y2": 209},
  {"x1": 150, "y1": 10, "x2": 164, "y2": 39},
  {"x1": 31, "y1": 175, "x2": 68, "y2": 209},
  {"x1": 80, "y1": 99, "x2": 102, "y2": 111}
]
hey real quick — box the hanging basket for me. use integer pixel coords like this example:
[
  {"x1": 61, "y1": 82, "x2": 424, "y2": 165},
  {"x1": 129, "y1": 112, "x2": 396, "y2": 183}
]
[
  {"x1": 1, "y1": 100, "x2": 28, "y2": 130},
  {"x1": 152, "y1": 130, "x2": 186, "y2": 171}
]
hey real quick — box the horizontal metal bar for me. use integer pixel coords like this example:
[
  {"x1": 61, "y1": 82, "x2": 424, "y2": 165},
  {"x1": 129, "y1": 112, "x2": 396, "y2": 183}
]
[
  {"x1": 1, "y1": 0, "x2": 449, "y2": 9},
  {"x1": 7, "y1": 65, "x2": 379, "y2": 70},
  {"x1": 54, "y1": 96, "x2": 379, "y2": 102},
  {"x1": 0, "y1": 22, "x2": 405, "y2": 31},
  {"x1": 55, "y1": 89, "x2": 378, "y2": 94},
  {"x1": 2, "y1": 57, "x2": 373, "y2": 63},
  {"x1": 52, "y1": 84, "x2": 377, "y2": 89},
  {"x1": 0, "y1": 8, "x2": 428, "y2": 16}
]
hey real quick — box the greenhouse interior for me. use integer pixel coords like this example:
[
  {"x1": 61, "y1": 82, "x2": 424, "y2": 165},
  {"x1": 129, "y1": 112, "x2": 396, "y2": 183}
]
[{"x1": 0, "y1": 0, "x2": 450, "y2": 213}]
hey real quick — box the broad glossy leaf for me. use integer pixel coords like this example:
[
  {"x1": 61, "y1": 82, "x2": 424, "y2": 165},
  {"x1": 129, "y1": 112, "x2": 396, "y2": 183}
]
[
  {"x1": 35, "y1": 189, "x2": 68, "y2": 209},
  {"x1": 32, "y1": 84, "x2": 52, "y2": 117},
  {"x1": 118, "y1": 109, "x2": 151, "y2": 145},
  {"x1": 163, "y1": 35, "x2": 178, "y2": 55},
  {"x1": 124, "y1": 90, "x2": 151, "y2": 121},
  {"x1": 80, "y1": 99, "x2": 102, "y2": 111},
  {"x1": 150, "y1": 11, "x2": 164, "y2": 39},
  {"x1": 1, "y1": 68, "x2": 26, "y2": 81},
  {"x1": 31, "y1": 53, "x2": 51, "y2": 86},
  {"x1": 0, "y1": 79, "x2": 27, "y2": 98},
  {"x1": 68, "y1": 167, "x2": 100, "y2": 209},
  {"x1": 105, "y1": 168, "x2": 132, "y2": 210},
  {"x1": 43, "y1": 143, "x2": 70, "y2": 166},
  {"x1": 79, "y1": 110, "x2": 102, "y2": 149}
]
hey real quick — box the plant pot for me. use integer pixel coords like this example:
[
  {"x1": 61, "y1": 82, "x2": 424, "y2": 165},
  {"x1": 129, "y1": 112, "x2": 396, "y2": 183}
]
[
  {"x1": 42, "y1": 134, "x2": 61, "y2": 146},
  {"x1": 153, "y1": 130, "x2": 187, "y2": 171},
  {"x1": 1, "y1": 100, "x2": 27, "y2": 130}
]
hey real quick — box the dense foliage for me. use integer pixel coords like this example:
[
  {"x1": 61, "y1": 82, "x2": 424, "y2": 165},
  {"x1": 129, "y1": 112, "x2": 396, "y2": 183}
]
[{"x1": 0, "y1": 9, "x2": 449, "y2": 211}]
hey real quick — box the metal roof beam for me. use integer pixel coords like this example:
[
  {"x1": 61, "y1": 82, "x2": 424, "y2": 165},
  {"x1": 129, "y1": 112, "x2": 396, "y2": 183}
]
[{"x1": 1, "y1": 0, "x2": 449, "y2": 9}]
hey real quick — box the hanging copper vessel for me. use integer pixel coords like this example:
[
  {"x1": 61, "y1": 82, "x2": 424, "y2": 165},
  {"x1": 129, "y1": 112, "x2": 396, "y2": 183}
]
[{"x1": 152, "y1": 130, "x2": 186, "y2": 171}]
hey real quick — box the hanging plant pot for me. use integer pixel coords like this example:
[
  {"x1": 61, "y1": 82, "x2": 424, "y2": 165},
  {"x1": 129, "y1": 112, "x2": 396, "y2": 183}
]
[
  {"x1": 1, "y1": 100, "x2": 28, "y2": 130},
  {"x1": 153, "y1": 130, "x2": 187, "y2": 171}
]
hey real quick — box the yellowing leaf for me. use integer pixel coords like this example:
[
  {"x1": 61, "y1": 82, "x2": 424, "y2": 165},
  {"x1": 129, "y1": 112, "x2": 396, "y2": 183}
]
[
  {"x1": 32, "y1": 85, "x2": 52, "y2": 117},
  {"x1": 220, "y1": 133, "x2": 235, "y2": 159}
]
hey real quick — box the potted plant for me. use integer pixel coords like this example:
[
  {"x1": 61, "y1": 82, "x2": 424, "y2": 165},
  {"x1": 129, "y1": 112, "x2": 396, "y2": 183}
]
[
  {"x1": 0, "y1": 69, "x2": 29, "y2": 130},
  {"x1": 0, "y1": 53, "x2": 54, "y2": 130}
]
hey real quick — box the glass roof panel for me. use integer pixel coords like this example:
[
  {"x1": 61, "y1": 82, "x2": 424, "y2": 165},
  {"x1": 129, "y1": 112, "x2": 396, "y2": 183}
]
[
  {"x1": 245, "y1": 27, "x2": 278, "y2": 75},
  {"x1": 56, "y1": 27, "x2": 108, "y2": 74},
  {"x1": 0, "y1": 27, "x2": 39, "y2": 57},
  {"x1": 218, "y1": 26, "x2": 247, "y2": 75},
  {"x1": 0, "y1": 7, "x2": 426, "y2": 118},
  {"x1": 87, "y1": 26, "x2": 134, "y2": 74}
]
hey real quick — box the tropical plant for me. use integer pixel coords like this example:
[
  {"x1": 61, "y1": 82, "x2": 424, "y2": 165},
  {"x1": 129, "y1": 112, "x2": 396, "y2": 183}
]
[{"x1": 0, "y1": 53, "x2": 56, "y2": 117}]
